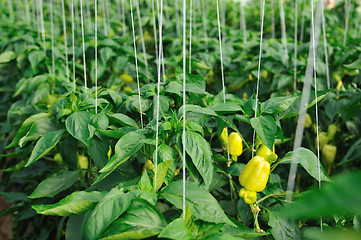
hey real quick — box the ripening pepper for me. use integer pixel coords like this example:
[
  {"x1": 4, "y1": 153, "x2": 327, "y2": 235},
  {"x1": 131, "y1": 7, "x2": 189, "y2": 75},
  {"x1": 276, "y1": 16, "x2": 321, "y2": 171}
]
[
  {"x1": 256, "y1": 144, "x2": 278, "y2": 163},
  {"x1": 120, "y1": 73, "x2": 134, "y2": 84},
  {"x1": 239, "y1": 188, "x2": 257, "y2": 204},
  {"x1": 142, "y1": 159, "x2": 155, "y2": 173},
  {"x1": 239, "y1": 156, "x2": 270, "y2": 192},
  {"x1": 77, "y1": 155, "x2": 89, "y2": 170},
  {"x1": 228, "y1": 132, "x2": 243, "y2": 161},
  {"x1": 220, "y1": 128, "x2": 228, "y2": 151},
  {"x1": 304, "y1": 113, "x2": 312, "y2": 128},
  {"x1": 322, "y1": 144, "x2": 337, "y2": 165},
  {"x1": 327, "y1": 124, "x2": 337, "y2": 141},
  {"x1": 315, "y1": 132, "x2": 329, "y2": 151}
]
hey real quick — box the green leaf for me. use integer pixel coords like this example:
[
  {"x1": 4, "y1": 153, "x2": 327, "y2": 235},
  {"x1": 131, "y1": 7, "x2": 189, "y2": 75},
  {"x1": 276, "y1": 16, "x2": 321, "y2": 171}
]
[
  {"x1": 160, "y1": 181, "x2": 234, "y2": 226},
  {"x1": 202, "y1": 232, "x2": 241, "y2": 240},
  {"x1": 65, "y1": 215, "x2": 84, "y2": 240},
  {"x1": 32, "y1": 191, "x2": 106, "y2": 216},
  {"x1": 81, "y1": 189, "x2": 133, "y2": 240},
  {"x1": 279, "y1": 147, "x2": 331, "y2": 182},
  {"x1": 184, "y1": 131, "x2": 213, "y2": 190},
  {"x1": 100, "y1": 47, "x2": 116, "y2": 64},
  {"x1": 250, "y1": 115, "x2": 277, "y2": 151},
  {"x1": 268, "y1": 211, "x2": 301, "y2": 240},
  {"x1": 337, "y1": 138, "x2": 361, "y2": 166},
  {"x1": 158, "y1": 218, "x2": 193, "y2": 240},
  {"x1": 138, "y1": 170, "x2": 153, "y2": 192},
  {"x1": 99, "y1": 198, "x2": 167, "y2": 240},
  {"x1": 157, "y1": 144, "x2": 177, "y2": 185},
  {"x1": 278, "y1": 171, "x2": 361, "y2": 219},
  {"x1": 6, "y1": 113, "x2": 50, "y2": 149},
  {"x1": 28, "y1": 170, "x2": 79, "y2": 199},
  {"x1": 344, "y1": 59, "x2": 361, "y2": 70},
  {"x1": 65, "y1": 111, "x2": 91, "y2": 147},
  {"x1": 98, "y1": 131, "x2": 145, "y2": 180},
  {"x1": 209, "y1": 103, "x2": 243, "y2": 114},
  {"x1": 179, "y1": 104, "x2": 217, "y2": 117},
  {"x1": 154, "y1": 160, "x2": 173, "y2": 191},
  {"x1": 0, "y1": 51, "x2": 16, "y2": 63},
  {"x1": 90, "y1": 113, "x2": 109, "y2": 130},
  {"x1": 88, "y1": 135, "x2": 109, "y2": 168},
  {"x1": 28, "y1": 50, "x2": 46, "y2": 70},
  {"x1": 25, "y1": 129, "x2": 65, "y2": 167},
  {"x1": 108, "y1": 113, "x2": 139, "y2": 129}
]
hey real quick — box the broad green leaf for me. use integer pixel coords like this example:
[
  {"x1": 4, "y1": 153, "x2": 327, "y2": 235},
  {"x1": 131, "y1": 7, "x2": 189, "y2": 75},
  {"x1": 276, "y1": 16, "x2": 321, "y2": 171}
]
[
  {"x1": 209, "y1": 103, "x2": 243, "y2": 114},
  {"x1": 344, "y1": 59, "x2": 361, "y2": 70},
  {"x1": 278, "y1": 171, "x2": 361, "y2": 219},
  {"x1": 97, "y1": 131, "x2": 145, "y2": 183},
  {"x1": 184, "y1": 131, "x2": 213, "y2": 189},
  {"x1": 154, "y1": 160, "x2": 173, "y2": 191},
  {"x1": 227, "y1": 163, "x2": 246, "y2": 176},
  {"x1": 160, "y1": 181, "x2": 234, "y2": 226},
  {"x1": 100, "y1": 47, "x2": 116, "y2": 64},
  {"x1": 250, "y1": 115, "x2": 277, "y2": 152},
  {"x1": 202, "y1": 232, "x2": 241, "y2": 240},
  {"x1": 65, "y1": 215, "x2": 84, "y2": 240},
  {"x1": 28, "y1": 170, "x2": 79, "y2": 199},
  {"x1": 0, "y1": 51, "x2": 16, "y2": 63},
  {"x1": 88, "y1": 135, "x2": 109, "y2": 168},
  {"x1": 268, "y1": 211, "x2": 301, "y2": 240},
  {"x1": 81, "y1": 189, "x2": 133, "y2": 240},
  {"x1": 65, "y1": 111, "x2": 91, "y2": 147},
  {"x1": 158, "y1": 218, "x2": 193, "y2": 240},
  {"x1": 90, "y1": 113, "x2": 109, "y2": 130},
  {"x1": 261, "y1": 97, "x2": 285, "y2": 114},
  {"x1": 157, "y1": 144, "x2": 177, "y2": 185},
  {"x1": 108, "y1": 113, "x2": 139, "y2": 129},
  {"x1": 179, "y1": 104, "x2": 217, "y2": 117},
  {"x1": 32, "y1": 191, "x2": 105, "y2": 216},
  {"x1": 28, "y1": 50, "x2": 46, "y2": 70},
  {"x1": 337, "y1": 138, "x2": 361, "y2": 166},
  {"x1": 6, "y1": 113, "x2": 50, "y2": 149},
  {"x1": 99, "y1": 198, "x2": 167, "y2": 240},
  {"x1": 25, "y1": 129, "x2": 65, "y2": 167},
  {"x1": 138, "y1": 170, "x2": 153, "y2": 192},
  {"x1": 19, "y1": 117, "x2": 59, "y2": 147},
  {"x1": 279, "y1": 147, "x2": 331, "y2": 182},
  {"x1": 59, "y1": 136, "x2": 78, "y2": 169}
]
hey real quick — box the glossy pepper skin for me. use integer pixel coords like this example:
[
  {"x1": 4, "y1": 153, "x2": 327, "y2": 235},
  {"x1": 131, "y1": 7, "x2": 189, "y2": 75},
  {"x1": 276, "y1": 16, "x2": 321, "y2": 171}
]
[
  {"x1": 304, "y1": 113, "x2": 312, "y2": 128},
  {"x1": 220, "y1": 128, "x2": 228, "y2": 151},
  {"x1": 228, "y1": 132, "x2": 243, "y2": 157},
  {"x1": 327, "y1": 124, "x2": 337, "y2": 141},
  {"x1": 239, "y1": 188, "x2": 257, "y2": 204},
  {"x1": 239, "y1": 156, "x2": 270, "y2": 192},
  {"x1": 322, "y1": 144, "x2": 337, "y2": 165},
  {"x1": 256, "y1": 144, "x2": 277, "y2": 163}
]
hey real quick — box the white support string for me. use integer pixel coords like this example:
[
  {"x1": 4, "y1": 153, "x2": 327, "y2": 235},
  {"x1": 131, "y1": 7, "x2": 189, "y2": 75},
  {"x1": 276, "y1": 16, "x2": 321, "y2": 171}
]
[
  {"x1": 71, "y1": 0, "x2": 76, "y2": 91},
  {"x1": 36, "y1": 0, "x2": 40, "y2": 39},
  {"x1": 50, "y1": 0, "x2": 55, "y2": 75},
  {"x1": 300, "y1": 0, "x2": 305, "y2": 43},
  {"x1": 25, "y1": 0, "x2": 30, "y2": 25},
  {"x1": 80, "y1": 0, "x2": 87, "y2": 92},
  {"x1": 182, "y1": 0, "x2": 187, "y2": 220},
  {"x1": 86, "y1": 0, "x2": 91, "y2": 31},
  {"x1": 151, "y1": 0, "x2": 159, "y2": 75},
  {"x1": 95, "y1": 0, "x2": 98, "y2": 113},
  {"x1": 216, "y1": 0, "x2": 230, "y2": 162},
  {"x1": 294, "y1": 0, "x2": 298, "y2": 91},
  {"x1": 240, "y1": 0, "x2": 247, "y2": 44},
  {"x1": 135, "y1": 0, "x2": 150, "y2": 83},
  {"x1": 286, "y1": 0, "x2": 323, "y2": 211},
  {"x1": 155, "y1": 0, "x2": 166, "y2": 83},
  {"x1": 130, "y1": 0, "x2": 144, "y2": 129},
  {"x1": 279, "y1": 0, "x2": 289, "y2": 67},
  {"x1": 61, "y1": 0, "x2": 69, "y2": 82},
  {"x1": 40, "y1": 0, "x2": 46, "y2": 52},
  {"x1": 189, "y1": 0, "x2": 192, "y2": 73},
  {"x1": 343, "y1": 0, "x2": 350, "y2": 46},
  {"x1": 121, "y1": 0, "x2": 126, "y2": 36},
  {"x1": 321, "y1": 0, "x2": 330, "y2": 89},
  {"x1": 154, "y1": 0, "x2": 164, "y2": 194},
  {"x1": 271, "y1": 0, "x2": 275, "y2": 38},
  {"x1": 251, "y1": 0, "x2": 265, "y2": 158}
]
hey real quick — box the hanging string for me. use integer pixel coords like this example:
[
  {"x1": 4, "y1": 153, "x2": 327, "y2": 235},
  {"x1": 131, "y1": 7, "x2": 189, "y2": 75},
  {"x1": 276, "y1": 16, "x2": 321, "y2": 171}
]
[
  {"x1": 135, "y1": 0, "x2": 150, "y2": 83},
  {"x1": 121, "y1": 0, "x2": 126, "y2": 36},
  {"x1": 286, "y1": 0, "x2": 323, "y2": 206},
  {"x1": 86, "y1": 0, "x2": 91, "y2": 31},
  {"x1": 271, "y1": 0, "x2": 275, "y2": 38},
  {"x1": 221, "y1": 0, "x2": 225, "y2": 44},
  {"x1": 201, "y1": 0, "x2": 207, "y2": 44},
  {"x1": 95, "y1": 0, "x2": 98, "y2": 113},
  {"x1": 182, "y1": 0, "x2": 187, "y2": 220},
  {"x1": 155, "y1": 0, "x2": 166, "y2": 82},
  {"x1": 216, "y1": 0, "x2": 230, "y2": 162},
  {"x1": 25, "y1": 0, "x2": 30, "y2": 25},
  {"x1": 36, "y1": 0, "x2": 40, "y2": 39},
  {"x1": 130, "y1": 0, "x2": 144, "y2": 128},
  {"x1": 39, "y1": 0, "x2": 46, "y2": 52},
  {"x1": 116, "y1": 0, "x2": 121, "y2": 15},
  {"x1": 343, "y1": 0, "x2": 350, "y2": 46},
  {"x1": 154, "y1": 0, "x2": 164, "y2": 194},
  {"x1": 294, "y1": 0, "x2": 298, "y2": 91},
  {"x1": 80, "y1": 0, "x2": 87, "y2": 92},
  {"x1": 31, "y1": 0, "x2": 36, "y2": 29},
  {"x1": 321, "y1": 0, "x2": 330, "y2": 89},
  {"x1": 61, "y1": 0, "x2": 69, "y2": 82},
  {"x1": 71, "y1": 0, "x2": 76, "y2": 91},
  {"x1": 251, "y1": 0, "x2": 265, "y2": 158},
  {"x1": 300, "y1": 0, "x2": 305, "y2": 43},
  {"x1": 279, "y1": 0, "x2": 289, "y2": 67},
  {"x1": 151, "y1": 0, "x2": 159, "y2": 76},
  {"x1": 240, "y1": 0, "x2": 247, "y2": 44},
  {"x1": 50, "y1": 0, "x2": 55, "y2": 75},
  {"x1": 189, "y1": 0, "x2": 192, "y2": 73}
]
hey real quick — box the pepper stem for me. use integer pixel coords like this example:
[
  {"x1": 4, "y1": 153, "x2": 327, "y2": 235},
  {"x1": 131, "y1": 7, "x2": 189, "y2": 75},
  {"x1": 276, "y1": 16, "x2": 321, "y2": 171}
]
[{"x1": 250, "y1": 204, "x2": 262, "y2": 232}]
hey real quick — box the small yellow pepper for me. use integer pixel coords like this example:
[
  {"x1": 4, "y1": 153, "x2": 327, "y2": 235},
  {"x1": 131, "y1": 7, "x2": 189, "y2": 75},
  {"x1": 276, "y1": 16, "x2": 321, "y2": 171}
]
[
  {"x1": 239, "y1": 188, "x2": 257, "y2": 204},
  {"x1": 220, "y1": 128, "x2": 228, "y2": 151},
  {"x1": 120, "y1": 73, "x2": 134, "y2": 84},
  {"x1": 304, "y1": 113, "x2": 312, "y2": 128},
  {"x1": 315, "y1": 132, "x2": 329, "y2": 151},
  {"x1": 239, "y1": 156, "x2": 270, "y2": 192},
  {"x1": 256, "y1": 144, "x2": 277, "y2": 163},
  {"x1": 322, "y1": 144, "x2": 337, "y2": 165},
  {"x1": 228, "y1": 132, "x2": 243, "y2": 161},
  {"x1": 142, "y1": 159, "x2": 155, "y2": 173},
  {"x1": 327, "y1": 124, "x2": 337, "y2": 141}
]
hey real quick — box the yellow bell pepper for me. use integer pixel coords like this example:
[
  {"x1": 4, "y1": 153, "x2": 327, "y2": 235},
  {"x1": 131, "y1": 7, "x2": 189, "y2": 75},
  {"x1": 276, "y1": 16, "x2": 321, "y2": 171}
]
[
  {"x1": 228, "y1": 132, "x2": 243, "y2": 161},
  {"x1": 239, "y1": 156, "x2": 270, "y2": 192},
  {"x1": 304, "y1": 113, "x2": 312, "y2": 128},
  {"x1": 315, "y1": 132, "x2": 329, "y2": 151},
  {"x1": 327, "y1": 124, "x2": 337, "y2": 141},
  {"x1": 256, "y1": 144, "x2": 277, "y2": 163},
  {"x1": 239, "y1": 188, "x2": 257, "y2": 204},
  {"x1": 120, "y1": 73, "x2": 134, "y2": 84},
  {"x1": 220, "y1": 128, "x2": 228, "y2": 151},
  {"x1": 322, "y1": 144, "x2": 337, "y2": 165}
]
